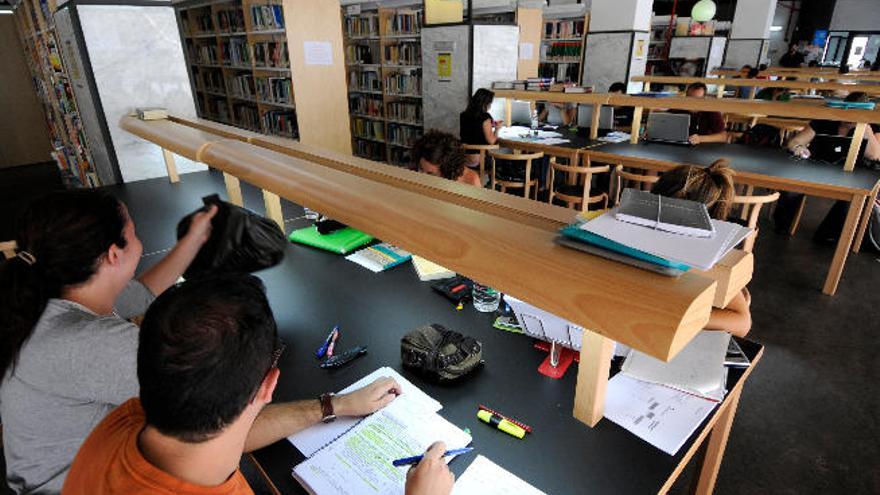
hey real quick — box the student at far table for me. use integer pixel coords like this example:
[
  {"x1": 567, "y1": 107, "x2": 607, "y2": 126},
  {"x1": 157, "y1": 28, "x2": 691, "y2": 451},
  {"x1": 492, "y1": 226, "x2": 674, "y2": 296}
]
[
  {"x1": 460, "y1": 88, "x2": 501, "y2": 147},
  {"x1": 63, "y1": 274, "x2": 454, "y2": 495},
  {"x1": 413, "y1": 130, "x2": 482, "y2": 187},
  {"x1": 651, "y1": 160, "x2": 752, "y2": 337},
  {"x1": 678, "y1": 82, "x2": 728, "y2": 145}
]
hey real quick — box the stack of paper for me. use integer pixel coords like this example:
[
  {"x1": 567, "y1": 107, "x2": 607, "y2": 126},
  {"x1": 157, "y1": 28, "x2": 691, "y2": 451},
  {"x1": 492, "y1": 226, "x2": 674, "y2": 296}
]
[
  {"x1": 345, "y1": 243, "x2": 411, "y2": 273},
  {"x1": 452, "y1": 456, "x2": 546, "y2": 495},
  {"x1": 411, "y1": 255, "x2": 455, "y2": 281}
]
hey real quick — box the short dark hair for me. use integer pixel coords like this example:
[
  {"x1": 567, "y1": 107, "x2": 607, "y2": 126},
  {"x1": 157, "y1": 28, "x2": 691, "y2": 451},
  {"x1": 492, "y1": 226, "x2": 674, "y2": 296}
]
[
  {"x1": 138, "y1": 274, "x2": 279, "y2": 443},
  {"x1": 845, "y1": 91, "x2": 869, "y2": 103},
  {"x1": 747, "y1": 68, "x2": 760, "y2": 78},
  {"x1": 686, "y1": 82, "x2": 708, "y2": 94},
  {"x1": 412, "y1": 130, "x2": 469, "y2": 180},
  {"x1": 608, "y1": 82, "x2": 627, "y2": 93}
]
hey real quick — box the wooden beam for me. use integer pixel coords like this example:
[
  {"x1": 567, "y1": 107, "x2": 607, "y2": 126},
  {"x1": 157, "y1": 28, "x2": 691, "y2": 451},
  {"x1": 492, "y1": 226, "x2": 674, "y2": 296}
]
[
  {"x1": 630, "y1": 107, "x2": 643, "y2": 144},
  {"x1": 262, "y1": 189, "x2": 284, "y2": 232},
  {"x1": 161, "y1": 149, "x2": 179, "y2": 183},
  {"x1": 572, "y1": 330, "x2": 614, "y2": 426},
  {"x1": 590, "y1": 103, "x2": 601, "y2": 140},
  {"x1": 223, "y1": 172, "x2": 243, "y2": 207},
  {"x1": 823, "y1": 196, "x2": 865, "y2": 295},
  {"x1": 632, "y1": 74, "x2": 880, "y2": 96},
  {"x1": 844, "y1": 123, "x2": 867, "y2": 172},
  {"x1": 693, "y1": 386, "x2": 743, "y2": 494}
]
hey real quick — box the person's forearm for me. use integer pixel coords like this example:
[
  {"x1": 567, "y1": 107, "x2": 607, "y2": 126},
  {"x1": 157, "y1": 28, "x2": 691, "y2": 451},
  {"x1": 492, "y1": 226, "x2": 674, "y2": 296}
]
[
  {"x1": 700, "y1": 131, "x2": 728, "y2": 144},
  {"x1": 137, "y1": 235, "x2": 204, "y2": 295},
  {"x1": 244, "y1": 400, "x2": 323, "y2": 452},
  {"x1": 705, "y1": 293, "x2": 751, "y2": 337}
]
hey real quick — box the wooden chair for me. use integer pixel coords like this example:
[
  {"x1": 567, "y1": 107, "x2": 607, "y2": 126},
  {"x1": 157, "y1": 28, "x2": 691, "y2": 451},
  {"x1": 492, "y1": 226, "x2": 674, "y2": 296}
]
[
  {"x1": 0, "y1": 241, "x2": 17, "y2": 260},
  {"x1": 732, "y1": 192, "x2": 780, "y2": 252},
  {"x1": 462, "y1": 143, "x2": 499, "y2": 184},
  {"x1": 611, "y1": 164, "x2": 660, "y2": 205},
  {"x1": 547, "y1": 157, "x2": 610, "y2": 212},
  {"x1": 489, "y1": 149, "x2": 544, "y2": 199}
]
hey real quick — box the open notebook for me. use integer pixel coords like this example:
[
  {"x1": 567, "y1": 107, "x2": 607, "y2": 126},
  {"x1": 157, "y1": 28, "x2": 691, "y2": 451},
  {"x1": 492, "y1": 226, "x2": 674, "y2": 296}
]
[{"x1": 289, "y1": 368, "x2": 472, "y2": 495}]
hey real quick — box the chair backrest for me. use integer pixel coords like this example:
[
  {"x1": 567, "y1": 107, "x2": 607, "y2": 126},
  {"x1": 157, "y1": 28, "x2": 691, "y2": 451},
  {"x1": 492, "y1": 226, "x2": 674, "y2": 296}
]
[
  {"x1": 549, "y1": 157, "x2": 611, "y2": 211},
  {"x1": 612, "y1": 165, "x2": 660, "y2": 205},
  {"x1": 462, "y1": 144, "x2": 499, "y2": 183},
  {"x1": 1, "y1": 241, "x2": 17, "y2": 260},
  {"x1": 731, "y1": 192, "x2": 780, "y2": 252},
  {"x1": 488, "y1": 149, "x2": 544, "y2": 197}
]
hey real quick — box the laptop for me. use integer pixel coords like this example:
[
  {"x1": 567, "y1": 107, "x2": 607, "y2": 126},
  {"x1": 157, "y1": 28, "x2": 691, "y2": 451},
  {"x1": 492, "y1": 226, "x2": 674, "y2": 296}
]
[
  {"x1": 810, "y1": 134, "x2": 851, "y2": 164},
  {"x1": 576, "y1": 104, "x2": 615, "y2": 130},
  {"x1": 546, "y1": 105, "x2": 564, "y2": 125},
  {"x1": 645, "y1": 112, "x2": 692, "y2": 145},
  {"x1": 510, "y1": 100, "x2": 532, "y2": 124}
]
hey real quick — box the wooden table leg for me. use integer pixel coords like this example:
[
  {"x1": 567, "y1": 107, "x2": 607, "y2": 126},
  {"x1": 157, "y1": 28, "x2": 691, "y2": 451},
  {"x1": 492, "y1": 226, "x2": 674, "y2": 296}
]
[
  {"x1": 823, "y1": 196, "x2": 866, "y2": 295},
  {"x1": 162, "y1": 148, "x2": 180, "y2": 183},
  {"x1": 573, "y1": 330, "x2": 614, "y2": 427},
  {"x1": 690, "y1": 386, "x2": 743, "y2": 495},
  {"x1": 788, "y1": 195, "x2": 807, "y2": 236},
  {"x1": 223, "y1": 172, "x2": 243, "y2": 207},
  {"x1": 262, "y1": 190, "x2": 285, "y2": 232},
  {"x1": 852, "y1": 185, "x2": 878, "y2": 253}
]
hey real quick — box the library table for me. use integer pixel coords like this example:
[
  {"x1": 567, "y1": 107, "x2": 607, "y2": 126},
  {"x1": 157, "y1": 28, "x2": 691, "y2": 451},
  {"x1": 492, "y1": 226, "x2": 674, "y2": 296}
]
[
  {"x1": 497, "y1": 126, "x2": 604, "y2": 168},
  {"x1": 581, "y1": 142, "x2": 880, "y2": 295},
  {"x1": 247, "y1": 232, "x2": 764, "y2": 495}
]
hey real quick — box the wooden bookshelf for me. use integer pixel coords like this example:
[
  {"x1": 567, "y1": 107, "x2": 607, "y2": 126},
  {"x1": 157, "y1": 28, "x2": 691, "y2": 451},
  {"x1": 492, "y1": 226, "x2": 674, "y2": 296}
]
[
  {"x1": 343, "y1": 5, "x2": 423, "y2": 166},
  {"x1": 539, "y1": 14, "x2": 589, "y2": 84},
  {"x1": 12, "y1": 0, "x2": 98, "y2": 187},
  {"x1": 176, "y1": 0, "x2": 298, "y2": 140}
]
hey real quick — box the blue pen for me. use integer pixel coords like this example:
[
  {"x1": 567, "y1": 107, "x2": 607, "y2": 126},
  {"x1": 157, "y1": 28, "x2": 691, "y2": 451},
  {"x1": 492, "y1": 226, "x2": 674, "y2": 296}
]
[
  {"x1": 315, "y1": 326, "x2": 338, "y2": 359},
  {"x1": 392, "y1": 447, "x2": 473, "y2": 467}
]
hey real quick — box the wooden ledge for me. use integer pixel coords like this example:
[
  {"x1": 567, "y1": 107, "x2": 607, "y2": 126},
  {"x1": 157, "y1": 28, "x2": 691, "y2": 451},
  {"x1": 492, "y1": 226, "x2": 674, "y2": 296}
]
[
  {"x1": 200, "y1": 140, "x2": 718, "y2": 361},
  {"x1": 632, "y1": 75, "x2": 880, "y2": 95},
  {"x1": 700, "y1": 251, "x2": 753, "y2": 308},
  {"x1": 119, "y1": 116, "x2": 225, "y2": 162},
  {"x1": 167, "y1": 115, "x2": 263, "y2": 142}
]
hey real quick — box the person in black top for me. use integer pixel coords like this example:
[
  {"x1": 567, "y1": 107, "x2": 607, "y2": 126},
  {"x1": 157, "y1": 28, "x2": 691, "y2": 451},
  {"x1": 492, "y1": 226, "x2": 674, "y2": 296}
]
[
  {"x1": 460, "y1": 88, "x2": 500, "y2": 146},
  {"x1": 779, "y1": 43, "x2": 805, "y2": 68},
  {"x1": 608, "y1": 81, "x2": 634, "y2": 128}
]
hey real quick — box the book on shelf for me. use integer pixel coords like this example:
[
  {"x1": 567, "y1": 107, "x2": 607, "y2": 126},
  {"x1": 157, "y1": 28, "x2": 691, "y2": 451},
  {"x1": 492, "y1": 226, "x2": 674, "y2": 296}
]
[
  {"x1": 615, "y1": 189, "x2": 715, "y2": 238},
  {"x1": 344, "y1": 14, "x2": 379, "y2": 37},
  {"x1": 544, "y1": 19, "x2": 585, "y2": 39},
  {"x1": 250, "y1": 4, "x2": 284, "y2": 31},
  {"x1": 349, "y1": 94, "x2": 384, "y2": 118},
  {"x1": 386, "y1": 101, "x2": 422, "y2": 124},
  {"x1": 263, "y1": 109, "x2": 298, "y2": 138},
  {"x1": 384, "y1": 70, "x2": 422, "y2": 96},
  {"x1": 252, "y1": 41, "x2": 289, "y2": 68},
  {"x1": 384, "y1": 42, "x2": 421, "y2": 65},
  {"x1": 387, "y1": 124, "x2": 422, "y2": 147},
  {"x1": 564, "y1": 86, "x2": 592, "y2": 93},
  {"x1": 217, "y1": 9, "x2": 245, "y2": 32},
  {"x1": 386, "y1": 9, "x2": 423, "y2": 35}
]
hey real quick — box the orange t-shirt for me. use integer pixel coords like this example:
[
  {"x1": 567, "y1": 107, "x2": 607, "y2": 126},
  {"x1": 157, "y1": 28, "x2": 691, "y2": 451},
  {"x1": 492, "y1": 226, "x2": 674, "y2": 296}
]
[{"x1": 63, "y1": 398, "x2": 254, "y2": 495}]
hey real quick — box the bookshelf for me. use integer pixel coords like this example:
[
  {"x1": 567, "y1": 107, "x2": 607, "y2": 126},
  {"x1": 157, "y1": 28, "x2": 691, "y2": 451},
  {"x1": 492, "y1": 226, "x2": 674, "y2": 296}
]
[
  {"x1": 538, "y1": 14, "x2": 589, "y2": 84},
  {"x1": 12, "y1": 0, "x2": 98, "y2": 187},
  {"x1": 343, "y1": 5, "x2": 424, "y2": 166},
  {"x1": 176, "y1": 0, "x2": 298, "y2": 140}
]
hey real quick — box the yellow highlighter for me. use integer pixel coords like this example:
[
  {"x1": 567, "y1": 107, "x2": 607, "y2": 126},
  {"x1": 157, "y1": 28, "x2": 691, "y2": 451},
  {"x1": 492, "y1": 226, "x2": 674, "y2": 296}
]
[{"x1": 477, "y1": 409, "x2": 526, "y2": 439}]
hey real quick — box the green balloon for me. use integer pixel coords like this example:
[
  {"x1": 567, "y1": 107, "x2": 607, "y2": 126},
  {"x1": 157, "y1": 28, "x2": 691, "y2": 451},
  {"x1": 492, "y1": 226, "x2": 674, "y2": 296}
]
[{"x1": 691, "y1": 0, "x2": 717, "y2": 22}]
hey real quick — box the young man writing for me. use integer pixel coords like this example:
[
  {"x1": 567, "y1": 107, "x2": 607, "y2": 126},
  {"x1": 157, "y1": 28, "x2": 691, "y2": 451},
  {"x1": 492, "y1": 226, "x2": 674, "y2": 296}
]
[
  {"x1": 680, "y1": 82, "x2": 728, "y2": 145},
  {"x1": 63, "y1": 275, "x2": 453, "y2": 495}
]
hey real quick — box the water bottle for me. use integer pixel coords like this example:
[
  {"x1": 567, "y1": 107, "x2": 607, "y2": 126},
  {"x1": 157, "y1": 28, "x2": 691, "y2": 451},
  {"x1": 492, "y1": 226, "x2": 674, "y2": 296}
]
[{"x1": 530, "y1": 109, "x2": 539, "y2": 135}]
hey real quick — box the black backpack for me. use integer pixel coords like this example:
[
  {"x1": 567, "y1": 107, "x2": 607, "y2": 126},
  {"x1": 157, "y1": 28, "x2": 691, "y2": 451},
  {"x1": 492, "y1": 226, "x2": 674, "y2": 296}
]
[{"x1": 737, "y1": 124, "x2": 781, "y2": 148}]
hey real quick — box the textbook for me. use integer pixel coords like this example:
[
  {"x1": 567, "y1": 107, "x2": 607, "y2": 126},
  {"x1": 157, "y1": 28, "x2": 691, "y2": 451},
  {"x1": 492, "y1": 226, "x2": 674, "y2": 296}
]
[
  {"x1": 290, "y1": 368, "x2": 472, "y2": 495},
  {"x1": 558, "y1": 226, "x2": 691, "y2": 275},
  {"x1": 345, "y1": 243, "x2": 412, "y2": 272},
  {"x1": 411, "y1": 255, "x2": 455, "y2": 281},
  {"x1": 288, "y1": 225, "x2": 373, "y2": 254},
  {"x1": 615, "y1": 189, "x2": 715, "y2": 238}
]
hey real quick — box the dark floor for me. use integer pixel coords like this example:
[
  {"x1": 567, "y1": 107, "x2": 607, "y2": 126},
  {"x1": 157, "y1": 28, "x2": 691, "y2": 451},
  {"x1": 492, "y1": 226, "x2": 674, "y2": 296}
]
[{"x1": 1, "y1": 164, "x2": 878, "y2": 494}]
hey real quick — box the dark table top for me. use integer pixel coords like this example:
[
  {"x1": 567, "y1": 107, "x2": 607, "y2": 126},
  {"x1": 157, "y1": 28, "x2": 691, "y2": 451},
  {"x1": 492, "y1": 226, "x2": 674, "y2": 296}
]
[
  {"x1": 501, "y1": 125, "x2": 602, "y2": 151},
  {"x1": 588, "y1": 142, "x2": 880, "y2": 193},
  {"x1": 250, "y1": 235, "x2": 763, "y2": 495}
]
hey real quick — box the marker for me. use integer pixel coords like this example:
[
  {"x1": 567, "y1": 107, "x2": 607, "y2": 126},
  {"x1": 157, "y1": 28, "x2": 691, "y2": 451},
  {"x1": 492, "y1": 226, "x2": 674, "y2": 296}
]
[
  {"x1": 392, "y1": 447, "x2": 474, "y2": 467},
  {"x1": 477, "y1": 410, "x2": 526, "y2": 439},
  {"x1": 326, "y1": 328, "x2": 340, "y2": 358},
  {"x1": 478, "y1": 405, "x2": 532, "y2": 433},
  {"x1": 450, "y1": 284, "x2": 467, "y2": 294},
  {"x1": 455, "y1": 302, "x2": 463, "y2": 311},
  {"x1": 315, "y1": 326, "x2": 338, "y2": 359}
]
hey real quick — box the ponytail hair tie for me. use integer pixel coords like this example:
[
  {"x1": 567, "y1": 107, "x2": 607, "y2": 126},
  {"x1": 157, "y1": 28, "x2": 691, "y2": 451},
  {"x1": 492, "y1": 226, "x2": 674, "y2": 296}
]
[{"x1": 17, "y1": 251, "x2": 36, "y2": 266}]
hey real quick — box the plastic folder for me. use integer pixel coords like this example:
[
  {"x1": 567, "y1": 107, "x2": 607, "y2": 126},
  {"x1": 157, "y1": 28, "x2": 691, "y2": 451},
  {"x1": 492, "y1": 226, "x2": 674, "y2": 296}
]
[
  {"x1": 559, "y1": 225, "x2": 691, "y2": 272},
  {"x1": 288, "y1": 225, "x2": 373, "y2": 254}
]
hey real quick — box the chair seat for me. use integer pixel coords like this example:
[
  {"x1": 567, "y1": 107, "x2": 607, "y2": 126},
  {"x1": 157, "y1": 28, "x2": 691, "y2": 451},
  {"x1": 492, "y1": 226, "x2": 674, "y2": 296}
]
[
  {"x1": 555, "y1": 183, "x2": 587, "y2": 197},
  {"x1": 495, "y1": 160, "x2": 541, "y2": 183}
]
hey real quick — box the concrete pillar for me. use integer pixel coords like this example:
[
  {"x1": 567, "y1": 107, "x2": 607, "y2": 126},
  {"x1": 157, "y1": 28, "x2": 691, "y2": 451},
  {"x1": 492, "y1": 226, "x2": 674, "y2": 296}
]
[
  {"x1": 724, "y1": 0, "x2": 777, "y2": 68},
  {"x1": 582, "y1": 0, "x2": 653, "y2": 93}
]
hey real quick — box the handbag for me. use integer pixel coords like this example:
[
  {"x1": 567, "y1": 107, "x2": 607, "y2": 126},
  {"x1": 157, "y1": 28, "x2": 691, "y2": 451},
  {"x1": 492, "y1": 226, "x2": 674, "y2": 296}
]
[
  {"x1": 176, "y1": 194, "x2": 287, "y2": 279},
  {"x1": 401, "y1": 324, "x2": 483, "y2": 382}
]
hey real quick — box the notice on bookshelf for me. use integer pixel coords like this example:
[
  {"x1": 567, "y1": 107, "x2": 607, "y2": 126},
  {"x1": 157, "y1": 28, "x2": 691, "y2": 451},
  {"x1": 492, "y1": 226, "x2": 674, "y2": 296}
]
[{"x1": 304, "y1": 41, "x2": 333, "y2": 66}]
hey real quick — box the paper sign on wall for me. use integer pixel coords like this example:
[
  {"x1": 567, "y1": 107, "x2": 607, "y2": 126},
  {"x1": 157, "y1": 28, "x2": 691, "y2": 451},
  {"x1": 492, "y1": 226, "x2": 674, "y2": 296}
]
[
  {"x1": 304, "y1": 41, "x2": 333, "y2": 66},
  {"x1": 437, "y1": 52, "x2": 452, "y2": 81},
  {"x1": 519, "y1": 42, "x2": 534, "y2": 60},
  {"x1": 635, "y1": 39, "x2": 647, "y2": 59}
]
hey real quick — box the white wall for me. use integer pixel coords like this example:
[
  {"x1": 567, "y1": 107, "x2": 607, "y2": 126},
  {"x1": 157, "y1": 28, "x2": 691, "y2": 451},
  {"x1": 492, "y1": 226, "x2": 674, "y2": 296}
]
[
  {"x1": 589, "y1": 0, "x2": 652, "y2": 32},
  {"x1": 731, "y1": 0, "x2": 777, "y2": 39},
  {"x1": 830, "y1": 0, "x2": 880, "y2": 32}
]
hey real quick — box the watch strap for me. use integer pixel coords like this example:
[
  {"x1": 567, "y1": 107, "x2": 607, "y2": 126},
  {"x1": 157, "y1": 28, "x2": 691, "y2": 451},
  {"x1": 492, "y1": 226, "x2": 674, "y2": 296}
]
[{"x1": 319, "y1": 393, "x2": 336, "y2": 423}]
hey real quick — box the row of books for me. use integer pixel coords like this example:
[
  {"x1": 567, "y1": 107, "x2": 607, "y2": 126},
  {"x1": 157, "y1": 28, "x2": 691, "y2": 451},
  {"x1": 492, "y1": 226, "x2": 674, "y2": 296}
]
[
  {"x1": 193, "y1": 45, "x2": 219, "y2": 65},
  {"x1": 346, "y1": 45, "x2": 378, "y2": 65},
  {"x1": 542, "y1": 41, "x2": 582, "y2": 61},
  {"x1": 197, "y1": 69, "x2": 224, "y2": 93},
  {"x1": 203, "y1": 96, "x2": 230, "y2": 122},
  {"x1": 263, "y1": 109, "x2": 298, "y2": 138},
  {"x1": 228, "y1": 74, "x2": 255, "y2": 99},
  {"x1": 387, "y1": 123, "x2": 422, "y2": 147},
  {"x1": 544, "y1": 19, "x2": 585, "y2": 39},
  {"x1": 253, "y1": 41, "x2": 289, "y2": 68},
  {"x1": 386, "y1": 10, "x2": 423, "y2": 35},
  {"x1": 345, "y1": 14, "x2": 379, "y2": 37},
  {"x1": 251, "y1": 4, "x2": 284, "y2": 31},
  {"x1": 234, "y1": 103, "x2": 260, "y2": 130},
  {"x1": 538, "y1": 64, "x2": 581, "y2": 85},
  {"x1": 256, "y1": 77, "x2": 293, "y2": 104},
  {"x1": 388, "y1": 147, "x2": 412, "y2": 167},
  {"x1": 194, "y1": 12, "x2": 214, "y2": 34},
  {"x1": 354, "y1": 139, "x2": 385, "y2": 161},
  {"x1": 387, "y1": 101, "x2": 422, "y2": 124},
  {"x1": 384, "y1": 72, "x2": 421, "y2": 96},
  {"x1": 349, "y1": 71, "x2": 382, "y2": 92},
  {"x1": 384, "y1": 43, "x2": 421, "y2": 65},
  {"x1": 217, "y1": 9, "x2": 246, "y2": 33},
  {"x1": 352, "y1": 117, "x2": 385, "y2": 140},
  {"x1": 221, "y1": 38, "x2": 251, "y2": 66},
  {"x1": 349, "y1": 95, "x2": 383, "y2": 117}
]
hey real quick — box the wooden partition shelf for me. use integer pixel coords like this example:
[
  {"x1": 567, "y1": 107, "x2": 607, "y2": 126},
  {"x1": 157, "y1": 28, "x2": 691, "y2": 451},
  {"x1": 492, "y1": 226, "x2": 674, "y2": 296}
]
[
  {"x1": 633, "y1": 75, "x2": 880, "y2": 97},
  {"x1": 713, "y1": 67, "x2": 880, "y2": 83}
]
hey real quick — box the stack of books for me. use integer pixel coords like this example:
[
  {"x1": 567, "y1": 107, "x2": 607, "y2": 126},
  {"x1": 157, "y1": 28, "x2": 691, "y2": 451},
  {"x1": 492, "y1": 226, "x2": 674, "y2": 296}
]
[
  {"x1": 557, "y1": 189, "x2": 752, "y2": 275},
  {"x1": 526, "y1": 77, "x2": 554, "y2": 91}
]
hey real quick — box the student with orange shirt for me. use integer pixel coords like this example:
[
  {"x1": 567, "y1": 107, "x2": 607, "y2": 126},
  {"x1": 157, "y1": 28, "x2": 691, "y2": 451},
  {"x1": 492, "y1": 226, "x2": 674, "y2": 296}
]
[{"x1": 63, "y1": 275, "x2": 453, "y2": 495}]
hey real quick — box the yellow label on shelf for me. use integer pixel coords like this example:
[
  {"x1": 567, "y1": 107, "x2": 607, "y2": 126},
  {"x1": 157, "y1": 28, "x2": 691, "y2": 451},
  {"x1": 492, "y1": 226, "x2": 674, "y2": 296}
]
[
  {"x1": 425, "y1": 0, "x2": 463, "y2": 25},
  {"x1": 437, "y1": 52, "x2": 452, "y2": 81}
]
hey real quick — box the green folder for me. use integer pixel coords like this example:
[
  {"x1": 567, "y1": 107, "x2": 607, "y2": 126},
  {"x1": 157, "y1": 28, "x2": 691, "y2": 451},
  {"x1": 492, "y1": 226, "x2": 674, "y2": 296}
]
[{"x1": 288, "y1": 226, "x2": 374, "y2": 254}]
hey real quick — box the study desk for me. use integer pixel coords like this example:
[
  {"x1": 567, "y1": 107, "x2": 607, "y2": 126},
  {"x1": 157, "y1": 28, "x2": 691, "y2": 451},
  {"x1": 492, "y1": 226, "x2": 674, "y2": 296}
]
[
  {"x1": 497, "y1": 127, "x2": 604, "y2": 168},
  {"x1": 248, "y1": 236, "x2": 764, "y2": 495},
  {"x1": 579, "y1": 142, "x2": 880, "y2": 295}
]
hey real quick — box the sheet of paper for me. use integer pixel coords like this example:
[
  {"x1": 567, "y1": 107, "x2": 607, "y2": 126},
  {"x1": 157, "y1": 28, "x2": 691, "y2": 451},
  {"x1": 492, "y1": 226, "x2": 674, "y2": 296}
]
[
  {"x1": 604, "y1": 374, "x2": 718, "y2": 456},
  {"x1": 293, "y1": 399, "x2": 471, "y2": 495},
  {"x1": 304, "y1": 41, "x2": 333, "y2": 66},
  {"x1": 288, "y1": 367, "x2": 441, "y2": 457},
  {"x1": 519, "y1": 42, "x2": 534, "y2": 60},
  {"x1": 452, "y1": 456, "x2": 546, "y2": 495}
]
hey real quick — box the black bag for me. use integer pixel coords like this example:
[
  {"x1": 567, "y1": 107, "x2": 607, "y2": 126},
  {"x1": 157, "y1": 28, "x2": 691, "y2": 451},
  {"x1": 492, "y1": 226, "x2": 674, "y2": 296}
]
[
  {"x1": 176, "y1": 194, "x2": 287, "y2": 279},
  {"x1": 737, "y1": 124, "x2": 781, "y2": 148},
  {"x1": 401, "y1": 324, "x2": 483, "y2": 382}
]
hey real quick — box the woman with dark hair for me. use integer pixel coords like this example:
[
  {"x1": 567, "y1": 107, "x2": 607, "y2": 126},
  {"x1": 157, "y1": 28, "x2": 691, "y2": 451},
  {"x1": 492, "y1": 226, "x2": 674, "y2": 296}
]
[
  {"x1": 0, "y1": 190, "x2": 216, "y2": 493},
  {"x1": 460, "y1": 88, "x2": 500, "y2": 146},
  {"x1": 413, "y1": 130, "x2": 481, "y2": 186}
]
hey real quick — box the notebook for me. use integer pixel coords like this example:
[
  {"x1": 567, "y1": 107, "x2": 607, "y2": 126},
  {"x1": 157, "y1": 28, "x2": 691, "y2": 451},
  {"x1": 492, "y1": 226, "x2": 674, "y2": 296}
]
[
  {"x1": 411, "y1": 255, "x2": 456, "y2": 281},
  {"x1": 289, "y1": 225, "x2": 373, "y2": 254},
  {"x1": 578, "y1": 209, "x2": 752, "y2": 271},
  {"x1": 345, "y1": 243, "x2": 412, "y2": 272},
  {"x1": 620, "y1": 331, "x2": 731, "y2": 401},
  {"x1": 557, "y1": 228, "x2": 690, "y2": 276},
  {"x1": 615, "y1": 189, "x2": 714, "y2": 238},
  {"x1": 452, "y1": 456, "x2": 546, "y2": 495}
]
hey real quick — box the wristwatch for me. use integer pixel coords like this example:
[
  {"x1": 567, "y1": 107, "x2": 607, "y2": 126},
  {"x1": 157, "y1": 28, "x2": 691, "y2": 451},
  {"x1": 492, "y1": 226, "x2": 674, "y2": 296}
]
[{"x1": 319, "y1": 393, "x2": 336, "y2": 423}]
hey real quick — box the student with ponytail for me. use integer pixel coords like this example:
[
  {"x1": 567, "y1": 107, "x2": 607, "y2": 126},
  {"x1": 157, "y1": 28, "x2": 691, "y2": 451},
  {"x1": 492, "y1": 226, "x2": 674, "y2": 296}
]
[
  {"x1": 0, "y1": 189, "x2": 216, "y2": 494},
  {"x1": 651, "y1": 159, "x2": 752, "y2": 337}
]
